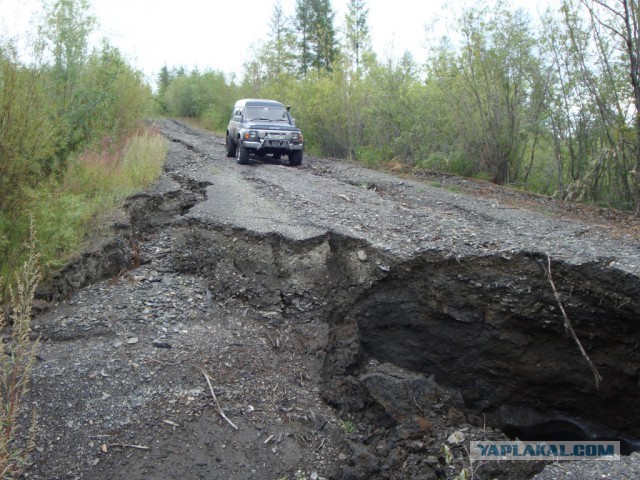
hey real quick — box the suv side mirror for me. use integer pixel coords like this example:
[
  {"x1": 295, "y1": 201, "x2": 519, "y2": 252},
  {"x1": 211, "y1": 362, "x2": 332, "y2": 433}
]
[{"x1": 286, "y1": 105, "x2": 291, "y2": 112}]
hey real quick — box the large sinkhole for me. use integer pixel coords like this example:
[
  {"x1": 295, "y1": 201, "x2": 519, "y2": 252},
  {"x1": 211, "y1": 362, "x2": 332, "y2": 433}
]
[
  {"x1": 174, "y1": 223, "x2": 640, "y2": 457},
  {"x1": 322, "y1": 251, "x2": 640, "y2": 447}
]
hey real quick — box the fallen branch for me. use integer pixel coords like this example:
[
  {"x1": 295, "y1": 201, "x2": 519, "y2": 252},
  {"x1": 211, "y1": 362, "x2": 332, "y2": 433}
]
[
  {"x1": 106, "y1": 443, "x2": 150, "y2": 451},
  {"x1": 197, "y1": 366, "x2": 239, "y2": 430},
  {"x1": 542, "y1": 256, "x2": 603, "y2": 389},
  {"x1": 333, "y1": 193, "x2": 354, "y2": 203}
]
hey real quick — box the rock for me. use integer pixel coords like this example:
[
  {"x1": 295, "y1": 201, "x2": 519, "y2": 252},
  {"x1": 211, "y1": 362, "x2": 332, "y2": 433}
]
[
  {"x1": 358, "y1": 363, "x2": 443, "y2": 424},
  {"x1": 152, "y1": 340, "x2": 172, "y2": 349},
  {"x1": 446, "y1": 431, "x2": 465, "y2": 445}
]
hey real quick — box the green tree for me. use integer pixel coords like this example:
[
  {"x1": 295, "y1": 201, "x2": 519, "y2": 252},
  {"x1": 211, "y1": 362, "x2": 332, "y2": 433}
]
[
  {"x1": 264, "y1": 1, "x2": 297, "y2": 79},
  {"x1": 428, "y1": 5, "x2": 548, "y2": 184},
  {"x1": 310, "y1": 0, "x2": 338, "y2": 72},
  {"x1": 158, "y1": 65, "x2": 171, "y2": 95},
  {"x1": 539, "y1": 0, "x2": 638, "y2": 207},
  {"x1": 295, "y1": 0, "x2": 338, "y2": 76},
  {"x1": 156, "y1": 65, "x2": 172, "y2": 112},
  {"x1": 0, "y1": 46, "x2": 57, "y2": 286},
  {"x1": 39, "y1": 0, "x2": 96, "y2": 168},
  {"x1": 241, "y1": 1, "x2": 298, "y2": 88},
  {"x1": 575, "y1": 0, "x2": 640, "y2": 207},
  {"x1": 79, "y1": 41, "x2": 150, "y2": 139},
  {"x1": 0, "y1": 48, "x2": 55, "y2": 213},
  {"x1": 295, "y1": 0, "x2": 314, "y2": 77},
  {"x1": 361, "y1": 51, "x2": 422, "y2": 163},
  {"x1": 164, "y1": 69, "x2": 237, "y2": 131},
  {"x1": 344, "y1": 0, "x2": 371, "y2": 73}
]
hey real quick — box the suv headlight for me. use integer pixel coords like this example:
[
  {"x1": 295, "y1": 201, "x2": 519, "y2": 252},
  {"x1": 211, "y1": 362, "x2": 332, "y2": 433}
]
[
  {"x1": 244, "y1": 131, "x2": 259, "y2": 140},
  {"x1": 289, "y1": 132, "x2": 303, "y2": 142}
]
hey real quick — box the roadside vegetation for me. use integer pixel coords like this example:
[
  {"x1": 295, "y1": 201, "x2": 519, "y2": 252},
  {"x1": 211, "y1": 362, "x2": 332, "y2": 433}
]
[
  {"x1": 158, "y1": 0, "x2": 640, "y2": 214},
  {"x1": 0, "y1": 225, "x2": 40, "y2": 477},
  {"x1": 0, "y1": 0, "x2": 164, "y2": 304}
]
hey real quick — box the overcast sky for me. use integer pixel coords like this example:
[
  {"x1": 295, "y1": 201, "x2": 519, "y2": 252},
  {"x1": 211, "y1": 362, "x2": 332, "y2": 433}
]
[{"x1": 1, "y1": 0, "x2": 553, "y2": 85}]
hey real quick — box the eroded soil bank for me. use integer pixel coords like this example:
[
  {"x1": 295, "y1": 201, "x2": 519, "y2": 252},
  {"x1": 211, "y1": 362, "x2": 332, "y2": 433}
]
[{"x1": 26, "y1": 119, "x2": 640, "y2": 480}]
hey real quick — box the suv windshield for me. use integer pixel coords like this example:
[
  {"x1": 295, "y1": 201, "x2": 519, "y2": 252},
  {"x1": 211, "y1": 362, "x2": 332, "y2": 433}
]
[{"x1": 245, "y1": 106, "x2": 288, "y2": 122}]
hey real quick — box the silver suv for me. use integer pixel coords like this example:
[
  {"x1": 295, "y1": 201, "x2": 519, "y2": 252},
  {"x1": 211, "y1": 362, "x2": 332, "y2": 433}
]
[{"x1": 226, "y1": 98, "x2": 304, "y2": 166}]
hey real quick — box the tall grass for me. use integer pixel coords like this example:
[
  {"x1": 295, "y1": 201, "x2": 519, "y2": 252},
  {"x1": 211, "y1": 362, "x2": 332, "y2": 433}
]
[
  {"x1": 0, "y1": 127, "x2": 167, "y2": 300},
  {"x1": 0, "y1": 222, "x2": 40, "y2": 477},
  {"x1": 65, "y1": 126, "x2": 166, "y2": 201}
]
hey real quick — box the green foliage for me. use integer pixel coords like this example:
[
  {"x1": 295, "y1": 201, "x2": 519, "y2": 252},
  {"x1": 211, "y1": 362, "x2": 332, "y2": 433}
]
[
  {"x1": 1, "y1": 129, "x2": 166, "y2": 298},
  {"x1": 264, "y1": 2, "x2": 298, "y2": 80},
  {"x1": 344, "y1": 0, "x2": 372, "y2": 73},
  {"x1": 426, "y1": 5, "x2": 548, "y2": 185},
  {"x1": 164, "y1": 69, "x2": 237, "y2": 132},
  {"x1": 339, "y1": 419, "x2": 356, "y2": 434},
  {"x1": 539, "y1": 0, "x2": 639, "y2": 208},
  {"x1": 296, "y1": 72, "x2": 351, "y2": 157},
  {"x1": 0, "y1": 46, "x2": 59, "y2": 293},
  {"x1": 80, "y1": 42, "x2": 151, "y2": 142},
  {"x1": 356, "y1": 144, "x2": 393, "y2": 167},
  {"x1": 417, "y1": 152, "x2": 475, "y2": 178},
  {"x1": 39, "y1": 0, "x2": 96, "y2": 168},
  {"x1": 295, "y1": 0, "x2": 338, "y2": 76},
  {"x1": 0, "y1": 47, "x2": 58, "y2": 215},
  {"x1": 1, "y1": 0, "x2": 157, "y2": 303}
]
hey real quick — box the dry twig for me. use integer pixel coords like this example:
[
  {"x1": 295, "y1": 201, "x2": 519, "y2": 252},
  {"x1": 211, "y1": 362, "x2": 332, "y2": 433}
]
[
  {"x1": 106, "y1": 443, "x2": 150, "y2": 450},
  {"x1": 333, "y1": 193, "x2": 354, "y2": 203},
  {"x1": 542, "y1": 256, "x2": 603, "y2": 389},
  {"x1": 197, "y1": 367, "x2": 239, "y2": 430}
]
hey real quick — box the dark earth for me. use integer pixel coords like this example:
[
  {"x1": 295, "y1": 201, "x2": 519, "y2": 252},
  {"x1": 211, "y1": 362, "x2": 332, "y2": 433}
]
[{"x1": 22, "y1": 119, "x2": 640, "y2": 479}]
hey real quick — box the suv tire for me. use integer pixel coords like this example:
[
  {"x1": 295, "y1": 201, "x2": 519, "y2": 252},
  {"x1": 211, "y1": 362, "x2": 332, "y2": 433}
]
[
  {"x1": 237, "y1": 141, "x2": 250, "y2": 165},
  {"x1": 289, "y1": 150, "x2": 303, "y2": 166},
  {"x1": 225, "y1": 134, "x2": 236, "y2": 157}
]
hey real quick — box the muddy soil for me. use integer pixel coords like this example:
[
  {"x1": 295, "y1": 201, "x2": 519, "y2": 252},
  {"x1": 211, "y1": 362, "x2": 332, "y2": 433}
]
[{"x1": 23, "y1": 119, "x2": 640, "y2": 480}]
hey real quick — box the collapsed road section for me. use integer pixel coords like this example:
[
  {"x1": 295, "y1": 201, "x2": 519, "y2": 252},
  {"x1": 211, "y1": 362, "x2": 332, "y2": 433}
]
[
  {"x1": 155, "y1": 120, "x2": 640, "y2": 475},
  {"x1": 156, "y1": 119, "x2": 640, "y2": 434},
  {"x1": 33, "y1": 119, "x2": 640, "y2": 480}
]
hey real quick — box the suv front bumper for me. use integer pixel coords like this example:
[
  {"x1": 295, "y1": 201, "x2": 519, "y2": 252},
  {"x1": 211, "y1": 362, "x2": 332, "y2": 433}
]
[{"x1": 242, "y1": 139, "x2": 303, "y2": 151}]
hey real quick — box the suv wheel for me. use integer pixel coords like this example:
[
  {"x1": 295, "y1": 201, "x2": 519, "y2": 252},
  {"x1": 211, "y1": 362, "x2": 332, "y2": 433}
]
[
  {"x1": 225, "y1": 134, "x2": 236, "y2": 157},
  {"x1": 237, "y1": 141, "x2": 250, "y2": 165},
  {"x1": 289, "y1": 150, "x2": 303, "y2": 166}
]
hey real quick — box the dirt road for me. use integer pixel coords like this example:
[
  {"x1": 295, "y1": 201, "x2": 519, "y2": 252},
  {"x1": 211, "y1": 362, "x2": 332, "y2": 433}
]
[{"x1": 25, "y1": 120, "x2": 640, "y2": 479}]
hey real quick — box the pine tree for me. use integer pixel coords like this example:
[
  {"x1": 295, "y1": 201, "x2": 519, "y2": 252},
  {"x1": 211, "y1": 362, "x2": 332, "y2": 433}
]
[
  {"x1": 295, "y1": 0, "x2": 338, "y2": 76},
  {"x1": 264, "y1": 1, "x2": 296, "y2": 79},
  {"x1": 345, "y1": 0, "x2": 371, "y2": 72}
]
